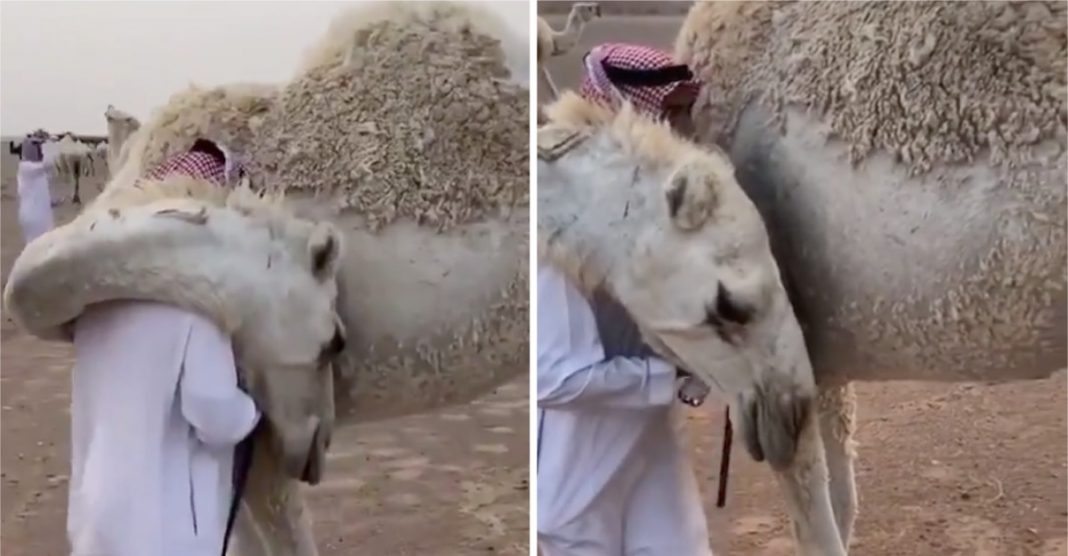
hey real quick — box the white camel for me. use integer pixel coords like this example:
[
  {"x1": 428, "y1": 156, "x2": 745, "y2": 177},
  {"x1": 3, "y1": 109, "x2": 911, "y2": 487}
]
[
  {"x1": 48, "y1": 135, "x2": 95, "y2": 204},
  {"x1": 94, "y1": 141, "x2": 109, "y2": 171},
  {"x1": 599, "y1": 2, "x2": 1068, "y2": 554},
  {"x1": 537, "y1": 2, "x2": 601, "y2": 100},
  {"x1": 538, "y1": 89, "x2": 824, "y2": 543},
  {"x1": 104, "y1": 104, "x2": 140, "y2": 175},
  {"x1": 73, "y1": 2, "x2": 527, "y2": 554},
  {"x1": 4, "y1": 174, "x2": 346, "y2": 482}
]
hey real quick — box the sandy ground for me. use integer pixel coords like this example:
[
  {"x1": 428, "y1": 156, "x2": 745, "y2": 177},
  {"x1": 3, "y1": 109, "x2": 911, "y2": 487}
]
[
  {"x1": 538, "y1": 10, "x2": 1068, "y2": 556},
  {"x1": 0, "y1": 152, "x2": 529, "y2": 555}
]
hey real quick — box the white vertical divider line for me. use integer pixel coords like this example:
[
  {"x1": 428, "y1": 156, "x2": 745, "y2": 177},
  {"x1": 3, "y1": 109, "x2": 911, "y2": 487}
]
[{"x1": 526, "y1": 0, "x2": 539, "y2": 553}]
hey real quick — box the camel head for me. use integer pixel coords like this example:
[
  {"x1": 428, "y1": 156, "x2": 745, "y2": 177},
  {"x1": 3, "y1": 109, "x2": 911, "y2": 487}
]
[
  {"x1": 538, "y1": 94, "x2": 815, "y2": 465},
  {"x1": 218, "y1": 186, "x2": 345, "y2": 485},
  {"x1": 104, "y1": 104, "x2": 139, "y2": 127}
]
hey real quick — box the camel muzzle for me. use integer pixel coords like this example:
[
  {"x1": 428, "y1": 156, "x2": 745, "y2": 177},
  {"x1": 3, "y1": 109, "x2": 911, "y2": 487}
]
[{"x1": 278, "y1": 415, "x2": 324, "y2": 485}]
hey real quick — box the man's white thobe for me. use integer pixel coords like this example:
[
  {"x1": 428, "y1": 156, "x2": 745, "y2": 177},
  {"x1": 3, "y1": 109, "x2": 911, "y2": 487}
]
[
  {"x1": 68, "y1": 301, "x2": 260, "y2": 556},
  {"x1": 16, "y1": 160, "x2": 55, "y2": 243},
  {"x1": 536, "y1": 265, "x2": 712, "y2": 556}
]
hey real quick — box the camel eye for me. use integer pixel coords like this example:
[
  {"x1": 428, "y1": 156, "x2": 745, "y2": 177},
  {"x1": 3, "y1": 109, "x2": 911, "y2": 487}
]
[
  {"x1": 704, "y1": 283, "x2": 753, "y2": 342},
  {"x1": 714, "y1": 283, "x2": 753, "y2": 325}
]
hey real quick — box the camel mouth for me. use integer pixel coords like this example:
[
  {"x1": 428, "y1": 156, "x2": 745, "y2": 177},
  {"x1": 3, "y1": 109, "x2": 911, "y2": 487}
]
[
  {"x1": 300, "y1": 424, "x2": 323, "y2": 485},
  {"x1": 279, "y1": 417, "x2": 323, "y2": 484}
]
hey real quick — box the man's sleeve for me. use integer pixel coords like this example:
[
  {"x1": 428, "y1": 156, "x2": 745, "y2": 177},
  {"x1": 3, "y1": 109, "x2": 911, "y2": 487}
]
[
  {"x1": 179, "y1": 314, "x2": 261, "y2": 448},
  {"x1": 537, "y1": 265, "x2": 677, "y2": 410}
]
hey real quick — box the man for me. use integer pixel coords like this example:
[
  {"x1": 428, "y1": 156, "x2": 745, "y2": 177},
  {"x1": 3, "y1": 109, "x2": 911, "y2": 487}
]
[
  {"x1": 66, "y1": 141, "x2": 260, "y2": 556},
  {"x1": 13, "y1": 131, "x2": 55, "y2": 243},
  {"x1": 579, "y1": 42, "x2": 700, "y2": 134},
  {"x1": 537, "y1": 44, "x2": 713, "y2": 555}
]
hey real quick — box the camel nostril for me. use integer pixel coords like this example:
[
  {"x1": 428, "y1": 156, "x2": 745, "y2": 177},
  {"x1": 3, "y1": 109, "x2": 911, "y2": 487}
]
[
  {"x1": 319, "y1": 326, "x2": 346, "y2": 364},
  {"x1": 329, "y1": 328, "x2": 346, "y2": 355}
]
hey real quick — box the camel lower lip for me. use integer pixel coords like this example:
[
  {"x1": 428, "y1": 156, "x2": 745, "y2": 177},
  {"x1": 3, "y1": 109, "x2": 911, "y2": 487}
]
[{"x1": 299, "y1": 426, "x2": 322, "y2": 485}]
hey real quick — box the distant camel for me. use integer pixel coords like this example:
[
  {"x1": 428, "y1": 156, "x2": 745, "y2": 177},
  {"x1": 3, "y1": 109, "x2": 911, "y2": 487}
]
[
  {"x1": 48, "y1": 135, "x2": 94, "y2": 205},
  {"x1": 104, "y1": 104, "x2": 140, "y2": 176},
  {"x1": 537, "y1": 2, "x2": 601, "y2": 101}
]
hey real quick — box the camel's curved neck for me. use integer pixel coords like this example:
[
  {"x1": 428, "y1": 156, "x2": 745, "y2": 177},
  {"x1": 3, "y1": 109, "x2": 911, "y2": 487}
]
[
  {"x1": 551, "y1": 10, "x2": 587, "y2": 57},
  {"x1": 537, "y1": 134, "x2": 662, "y2": 293},
  {"x1": 107, "y1": 120, "x2": 137, "y2": 146}
]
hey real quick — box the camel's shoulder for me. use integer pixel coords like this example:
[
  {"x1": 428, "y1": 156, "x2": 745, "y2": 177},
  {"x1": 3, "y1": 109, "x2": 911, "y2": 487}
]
[{"x1": 91, "y1": 175, "x2": 229, "y2": 213}]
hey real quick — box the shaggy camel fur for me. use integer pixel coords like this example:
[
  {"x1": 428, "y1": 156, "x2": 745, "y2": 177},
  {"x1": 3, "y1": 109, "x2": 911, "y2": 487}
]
[
  {"x1": 98, "y1": 2, "x2": 529, "y2": 553},
  {"x1": 675, "y1": 2, "x2": 1067, "y2": 554},
  {"x1": 538, "y1": 92, "x2": 838, "y2": 552}
]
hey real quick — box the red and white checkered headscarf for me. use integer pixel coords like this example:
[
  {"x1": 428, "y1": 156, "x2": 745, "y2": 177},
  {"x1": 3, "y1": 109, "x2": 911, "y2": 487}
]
[
  {"x1": 141, "y1": 140, "x2": 241, "y2": 187},
  {"x1": 579, "y1": 43, "x2": 700, "y2": 118}
]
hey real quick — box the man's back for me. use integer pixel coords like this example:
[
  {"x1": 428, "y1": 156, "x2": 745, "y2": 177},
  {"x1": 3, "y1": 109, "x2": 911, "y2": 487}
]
[
  {"x1": 68, "y1": 300, "x2": 257, "y2": 556},
  {"x1": 70, "y1": 301, "x2": 194, "y2": 555}
]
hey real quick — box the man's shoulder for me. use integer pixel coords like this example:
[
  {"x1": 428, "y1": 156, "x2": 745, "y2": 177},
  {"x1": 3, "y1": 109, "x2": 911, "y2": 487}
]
[{"x1": 80, "y1": 301, "x2": 205, "y2": 333}]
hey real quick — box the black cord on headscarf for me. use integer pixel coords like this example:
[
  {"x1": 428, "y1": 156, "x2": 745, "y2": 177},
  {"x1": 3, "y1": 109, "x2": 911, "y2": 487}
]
[
  {"x1": 601, "y1": 61, "x2": 694, "y2": 88},
  {"x1": 191, "y1": 139, "x2": 228, "y2": 167}
]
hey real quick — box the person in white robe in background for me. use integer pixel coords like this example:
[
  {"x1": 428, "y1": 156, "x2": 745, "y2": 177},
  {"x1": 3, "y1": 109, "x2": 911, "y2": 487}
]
[
  {"x1": 14, "y1": 134, "x2": 55, "y2": 243},
  {"x1": 536, "y1": 43, "x2": 714, "y2": 556}
]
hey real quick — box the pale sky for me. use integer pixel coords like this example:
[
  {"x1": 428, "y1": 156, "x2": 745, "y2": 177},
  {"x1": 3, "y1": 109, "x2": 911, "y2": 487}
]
[{"x1": 0, "y1": 0, "x2": 530, "y2": 136}]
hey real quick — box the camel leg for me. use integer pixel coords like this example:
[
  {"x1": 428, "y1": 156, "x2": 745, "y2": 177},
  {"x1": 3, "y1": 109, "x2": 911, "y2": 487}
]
[
  {"x1": 230, "y1": 435, "x2": 319, "y2": 556},
  {"x1": 775, "y1": 414, "x2": 847, "y2": 555},
  {"x1": 817, "y1": 383, "x2": 858, "y2": 549},
  {"x1": 739, "y1": 397, "x2": 845, "y2": 556},
  {"x1": 540, "y1": 66, "x2": 559, "y2": 101},
  {"x1": 72, "y1": 167, "x2": 82, "y2": 205},
  {"x1": 732, "y1": 379, "x2": 845, "y2": 555}
]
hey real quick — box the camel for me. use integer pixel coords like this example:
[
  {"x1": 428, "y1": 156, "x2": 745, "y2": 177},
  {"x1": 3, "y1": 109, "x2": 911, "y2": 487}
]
[
  {"x1": 88, "y1": 2, "x2": 527, "y2": 553},
  {"x1": 3, "y1": 174, "x2": 346, "y2": 482},
  {"x1": 47, "y1": 135, "x2": 95, "y2": 204},
  {"x1": 104, "y1": 104, "x2": 140, "y2": 175},
  {"x1": 93, "y1": 141, "x2": 109, "y2": 169},
  {"x1": 538, "y1": 90, "x2": 824, "y2": 543},
  {"x1": 538, "y1": 2, "x2": 601, "y2": 100},
  {"x1": 656, "y1": 1, "x2": 1068, "y2": 554}
]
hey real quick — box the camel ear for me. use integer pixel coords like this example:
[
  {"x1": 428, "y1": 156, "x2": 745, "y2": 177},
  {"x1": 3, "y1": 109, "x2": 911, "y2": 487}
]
[
  {"x1": 664, "y1": 158, "x2": 718, "y2": 231},
  {"x1": 308, "y1": 223, "x2": 343, "y2": 281}
]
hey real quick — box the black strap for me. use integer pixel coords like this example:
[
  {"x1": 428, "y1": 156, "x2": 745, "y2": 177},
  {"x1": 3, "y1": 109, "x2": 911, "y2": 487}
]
[
  {"x1": 716, "y1": 407, "x2": 733, "y2": 508},
  {"x1": 602, "y1": 61, "x2": 694, "y2": 88},
  {"x1": 191, "y1": 138, "x2": 228, "y2": 167},
  {"x1": 221, "y1": 427, "x2": 256, "y2": 556}
]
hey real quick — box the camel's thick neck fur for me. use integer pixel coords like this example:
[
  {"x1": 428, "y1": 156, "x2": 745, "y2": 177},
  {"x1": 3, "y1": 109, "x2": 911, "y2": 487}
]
[{"x1": 538, "y1": 92, "x2": 737, "y2": 294}]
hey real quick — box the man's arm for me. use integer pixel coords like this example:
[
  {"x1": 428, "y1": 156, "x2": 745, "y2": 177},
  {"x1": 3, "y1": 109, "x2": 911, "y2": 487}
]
[
  {"x1": 537, "y1": 265, "x2": 677, "y2": 410},
  {"x1": 179, "y1": 314, "x2": 260, "y2": 448}
]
